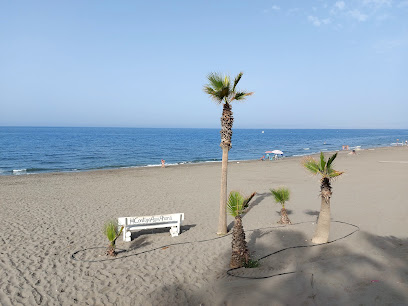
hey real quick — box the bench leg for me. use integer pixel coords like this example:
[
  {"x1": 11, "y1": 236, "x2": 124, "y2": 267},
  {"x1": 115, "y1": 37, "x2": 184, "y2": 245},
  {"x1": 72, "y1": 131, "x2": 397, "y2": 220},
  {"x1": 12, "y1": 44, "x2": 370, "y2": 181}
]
[
  {"x1": 123, "y1": 228, "x2": 131, "y2": 242},
  {"x1": 170, "y1": 226, "x2": 179, "y2": 237}
]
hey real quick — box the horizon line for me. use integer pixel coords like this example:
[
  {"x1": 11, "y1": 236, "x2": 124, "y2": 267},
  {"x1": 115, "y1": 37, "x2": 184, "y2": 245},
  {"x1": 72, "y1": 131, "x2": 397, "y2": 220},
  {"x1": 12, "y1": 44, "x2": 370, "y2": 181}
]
[{"x1": 1, "y1": 125, "x2": 407, "y2": 130}]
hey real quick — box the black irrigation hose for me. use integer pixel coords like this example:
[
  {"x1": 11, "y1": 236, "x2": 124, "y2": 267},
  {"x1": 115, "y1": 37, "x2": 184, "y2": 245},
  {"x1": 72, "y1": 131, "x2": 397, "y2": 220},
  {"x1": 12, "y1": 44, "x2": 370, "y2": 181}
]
[
  {"x1": 71, "y1": 232, "x2": 232, "y2": 263},
  {"x1": 71, "y1": 220, "x2": 360, "y2": 280},
  {"x1": 226, "y1": 220, "x2": 360, "y2": 279},
  {"x1": 71, "y1": 222, "x2": 318, "y2": 262},
  {"x1": 71, "y1": 221, "x2": 315, "y2": 263}
]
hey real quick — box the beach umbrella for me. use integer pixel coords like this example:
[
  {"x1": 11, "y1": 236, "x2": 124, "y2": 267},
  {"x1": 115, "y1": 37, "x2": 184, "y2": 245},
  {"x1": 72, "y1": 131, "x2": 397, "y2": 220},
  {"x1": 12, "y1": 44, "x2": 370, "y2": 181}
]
[{"x1": 271, "y1": 150, "x2": 283, "y2": 155}]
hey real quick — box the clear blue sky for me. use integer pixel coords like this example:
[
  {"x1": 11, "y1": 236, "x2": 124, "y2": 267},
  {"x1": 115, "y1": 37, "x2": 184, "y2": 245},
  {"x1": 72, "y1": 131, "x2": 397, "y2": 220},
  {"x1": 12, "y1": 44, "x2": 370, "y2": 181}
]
[{"x1": 1, "y1": 0, "x2": 407, "y2": 128}]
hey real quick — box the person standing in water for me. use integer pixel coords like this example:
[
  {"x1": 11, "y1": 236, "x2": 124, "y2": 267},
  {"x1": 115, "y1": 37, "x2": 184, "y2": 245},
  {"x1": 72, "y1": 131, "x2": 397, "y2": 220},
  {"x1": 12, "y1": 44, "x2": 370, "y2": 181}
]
[{"x1": 161, "y1": 159, "x2": 165, "y2": 168}]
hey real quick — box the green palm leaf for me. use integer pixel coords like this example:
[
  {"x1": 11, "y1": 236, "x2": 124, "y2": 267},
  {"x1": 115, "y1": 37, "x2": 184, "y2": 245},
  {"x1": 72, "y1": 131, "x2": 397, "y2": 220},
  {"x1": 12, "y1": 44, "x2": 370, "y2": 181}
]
[
  {"x1": 326, "y1": 152, "x2": 337, "y2": 170},
  {"x1": 243, "y1": 192, "x2": 256, "y2": 210},
  {"x1": 223, "y1": 75, "x2": 230, "y2": 88},
  {"x1": 204, "y1": 72, "x2": 252, "y2": 105},
  {"x1": 270, "y1": 187, "x2": 290, "y2": 208},
  {"x1": 203, "y1": 86, "x2": 223, "y2": 103},
  {"x1": 207, "y1": 73, "x2": 224, "y2": 91},
  {"x1": 232, "y1": 72, "x2": 243, "y2": 91},
  {"x1": 104, "y1": 220, "x2": 120, "y2": 242},
  {"x1": 320, "y1": 152, "x2": 326, "y2": 172},
  {"x1": 219, "y1": 86, "x2": 230, "y2": 100},
  {"x1": 227, "y1": 191, "x2": 245, "y2": 217},
  {"x1": 233, "y1": 91, "x2": 254, "y2": 101},
  {"x1": 302, "y1": 157, "x2": 320, "y2": 174},
  {"x1": 303, "y1": 152, "x2": 344, "y2": 179},
  {"x1": 328, "y1": 168, "x2": 344, "y2": 178}
]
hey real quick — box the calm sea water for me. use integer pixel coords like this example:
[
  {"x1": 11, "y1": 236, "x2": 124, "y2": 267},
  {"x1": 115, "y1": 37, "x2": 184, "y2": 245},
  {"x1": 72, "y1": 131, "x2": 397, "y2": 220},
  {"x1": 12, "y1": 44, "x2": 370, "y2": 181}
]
[{"x1": 1, "y1": 127, "x2": 407, "y2": 175}]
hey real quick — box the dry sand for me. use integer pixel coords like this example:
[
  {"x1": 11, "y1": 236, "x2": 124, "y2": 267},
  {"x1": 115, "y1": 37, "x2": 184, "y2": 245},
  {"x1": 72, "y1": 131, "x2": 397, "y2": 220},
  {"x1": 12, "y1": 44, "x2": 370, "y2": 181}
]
[{"x1": 1, "y1": 146, "x2": 407, "y2": 305}]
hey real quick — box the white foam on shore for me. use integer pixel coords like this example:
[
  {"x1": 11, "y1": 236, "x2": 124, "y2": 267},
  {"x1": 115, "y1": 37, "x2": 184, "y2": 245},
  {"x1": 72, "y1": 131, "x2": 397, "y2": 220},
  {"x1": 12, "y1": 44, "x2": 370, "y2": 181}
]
[
  {"x1": 140, "y1": 164, "x2": 161, "y2": 168},
  {"x1": 13, "y1": 169, "x2": 27, "y2": 175}
]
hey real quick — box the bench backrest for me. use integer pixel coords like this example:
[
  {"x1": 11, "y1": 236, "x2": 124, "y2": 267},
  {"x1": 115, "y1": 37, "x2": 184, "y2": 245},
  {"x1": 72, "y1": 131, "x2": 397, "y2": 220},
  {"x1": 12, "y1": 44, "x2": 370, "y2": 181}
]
[{"x1": 118, "y1": 213, "x2": 184, "y2": 227}]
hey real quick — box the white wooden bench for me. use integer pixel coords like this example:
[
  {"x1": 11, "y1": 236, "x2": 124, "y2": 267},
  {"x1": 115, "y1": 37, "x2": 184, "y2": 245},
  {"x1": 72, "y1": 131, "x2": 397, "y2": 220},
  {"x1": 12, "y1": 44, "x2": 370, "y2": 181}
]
[{"x1": 118, "y1": 213, "x2": 184, "y2": 242}]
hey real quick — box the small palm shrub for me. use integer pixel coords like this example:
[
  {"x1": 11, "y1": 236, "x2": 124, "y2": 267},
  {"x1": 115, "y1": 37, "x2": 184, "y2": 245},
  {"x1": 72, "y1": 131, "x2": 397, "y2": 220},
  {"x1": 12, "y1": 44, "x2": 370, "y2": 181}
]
[
  {"x1": 270, "y1": 187, "x2": 292, "y2": 224},
  {"x1": 227, "y1": 191, "x2": 251, "y2": 268},
  {"x1": 104, "y1": 220, "x2": 124, "y2": 256}
]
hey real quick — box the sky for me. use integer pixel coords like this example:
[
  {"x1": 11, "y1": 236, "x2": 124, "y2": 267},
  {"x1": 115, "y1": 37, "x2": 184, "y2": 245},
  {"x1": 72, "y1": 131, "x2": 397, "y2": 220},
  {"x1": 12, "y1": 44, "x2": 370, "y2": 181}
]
[{"x1": 1, "y1": 0, "x2": 407, "y2": 129}]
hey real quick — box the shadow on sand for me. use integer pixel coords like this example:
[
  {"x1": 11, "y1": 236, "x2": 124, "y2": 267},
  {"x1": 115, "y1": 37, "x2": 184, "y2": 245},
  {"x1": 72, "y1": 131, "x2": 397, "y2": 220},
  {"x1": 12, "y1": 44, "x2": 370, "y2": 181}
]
[{"x1": 148, "y1": 225, "x2": 408, "y2": 305}]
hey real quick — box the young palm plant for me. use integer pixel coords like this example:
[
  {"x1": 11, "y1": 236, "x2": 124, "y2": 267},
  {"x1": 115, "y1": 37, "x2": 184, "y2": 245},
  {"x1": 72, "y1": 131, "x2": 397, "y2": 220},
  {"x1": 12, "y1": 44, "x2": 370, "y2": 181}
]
[
  {"x1": 270, "y1": 187, "x2": 292, "y2": 225},
  {"x1": 104, "y1": 220, "x2": 124, "y2": 256},
  {"x1": 302, "y1": 152, "x2": 344, "y2": 244},
  {"x1": 227, "y1": 191, "x2": 251, "y2": 268},
  {"x1": 203, "y1": 72, "x2": 253, "y2": 235}
]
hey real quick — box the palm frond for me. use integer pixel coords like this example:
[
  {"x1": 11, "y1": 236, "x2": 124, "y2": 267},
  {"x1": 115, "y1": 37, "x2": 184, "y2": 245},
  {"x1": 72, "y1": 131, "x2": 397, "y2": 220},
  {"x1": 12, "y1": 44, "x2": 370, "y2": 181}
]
[
  {"x1": 104, "y1": 220, "x2": 120, "y2": 242},
  {"x1": 203, "y1": 86, "x2": 215, "y2": 96},
  {"x1": 232, "y1": 91, "x2": 254, "y2": 102},
  {"x1": 204, "y1": 72, "x2": 232, "y2": 103},
  {"x1": 243, "y1": 192, "x2": 256, "y2": 210},
  {"x1": 203, "y1": 86, "x2": 222, "y2": 103},
  {"x1": 232, "y1": 72, "x2": 243, "y2": 91},
  {"x1": 224, "y1": 75, "x2": 230, "y2": 89},
  {"x1": 270, "y1": 187, "x2": 290, "y2": 207},
  {"x1": 302, "y1": 157, "x2": 320, "y2": 175},
  {"x1": 227, "y1": 191, "x2": 245, "y2": 217},
  {"x1": 328, "y1": 168, "x2": 344, "y2": 178},
  {"x1": 207, "y1": 72, "x2": 224, "y2": 91},
  {"x1": 219, "y1": 86, "x2": 231, "y2": 100},
  {"x1": 320, "y1": 152, "x2": 326, "y2": 172},
  {"x1": 204, "y1": 71, "x2": 253, "y2": 106},
  {"x1": 326, "y1": 152, "x2": 337, "y2": 170}
]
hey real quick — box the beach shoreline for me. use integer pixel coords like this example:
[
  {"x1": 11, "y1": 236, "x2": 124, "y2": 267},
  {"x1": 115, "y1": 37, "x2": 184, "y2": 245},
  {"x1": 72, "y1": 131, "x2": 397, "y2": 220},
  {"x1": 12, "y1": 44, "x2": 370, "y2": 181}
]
[
  {"x1": 1, "y1": 145, "x2": 407, "y2": 305},
  {"x1": 2, "y1": 143, "x2": 405, "y2": 177}
]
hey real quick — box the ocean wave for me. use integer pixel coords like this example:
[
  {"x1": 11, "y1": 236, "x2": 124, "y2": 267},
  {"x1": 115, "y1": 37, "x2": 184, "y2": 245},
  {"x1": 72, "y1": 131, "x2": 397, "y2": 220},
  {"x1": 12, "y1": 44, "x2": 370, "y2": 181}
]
[
  {"x1": 11, "y1": 167, "x2": 64, "y2": 175},
  {"x1": 13, "y1": 169, "x2": 27, "y2": 175}
]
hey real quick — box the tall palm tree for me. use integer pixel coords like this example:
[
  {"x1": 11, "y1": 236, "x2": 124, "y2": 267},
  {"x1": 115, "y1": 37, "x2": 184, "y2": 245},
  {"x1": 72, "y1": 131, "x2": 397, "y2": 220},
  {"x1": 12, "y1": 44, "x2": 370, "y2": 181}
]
[
  {"x1": 302, "y1": 152, "x2": 344, "y2": 244},
  {"x1": 203, "y1": 72, "x2": 253, "y2": 235},
  {"x1": 227, "y1": 191, "x2": 250, "y2": 268},
  {"x1": 270, "y1": 187, "x2": 291, "y2": 224}
]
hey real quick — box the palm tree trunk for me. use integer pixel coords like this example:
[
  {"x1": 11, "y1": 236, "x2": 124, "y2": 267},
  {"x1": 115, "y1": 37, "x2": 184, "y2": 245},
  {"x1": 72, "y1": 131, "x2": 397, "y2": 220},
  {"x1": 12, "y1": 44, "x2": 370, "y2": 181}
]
[
  {"x1": 312, "y1": 178, "x2": 332, "y2": 244},
  {"x1": 230, "y1": 216, "x2": 250, "y2": 268},
  {"x1": 217, "y1": 146, "x2": 229, "y2": 235},
  {"x1": 217, "y1": 102, "x2": 233, "y2": 235},
  {"x1": 278, "y1": 207, "x2": 292, "y2": 225},
  {"x1": 107, "y1": 241, "x2": 116, "y2": 256}
]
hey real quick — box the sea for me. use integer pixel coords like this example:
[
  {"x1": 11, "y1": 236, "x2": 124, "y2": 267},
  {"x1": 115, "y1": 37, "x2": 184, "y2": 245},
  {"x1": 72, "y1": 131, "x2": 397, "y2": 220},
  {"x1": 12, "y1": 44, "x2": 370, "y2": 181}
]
[{"x1": 1, "y1": 127, "x2": 407, "y2": 176}]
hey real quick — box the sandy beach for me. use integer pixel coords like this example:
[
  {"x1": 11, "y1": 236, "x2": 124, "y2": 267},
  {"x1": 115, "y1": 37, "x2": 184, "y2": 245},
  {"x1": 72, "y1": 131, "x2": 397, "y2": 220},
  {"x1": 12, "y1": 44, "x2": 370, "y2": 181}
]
[{"x1": 1, "y1": 146, "x2": 407, "y2": 305}]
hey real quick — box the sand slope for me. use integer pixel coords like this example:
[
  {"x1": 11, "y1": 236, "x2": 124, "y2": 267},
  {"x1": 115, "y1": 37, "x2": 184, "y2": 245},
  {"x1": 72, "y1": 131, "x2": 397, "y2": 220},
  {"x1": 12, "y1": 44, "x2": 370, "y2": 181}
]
[{"x1": 1, "y1": 146, "x2": 407, "y2": 305}]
